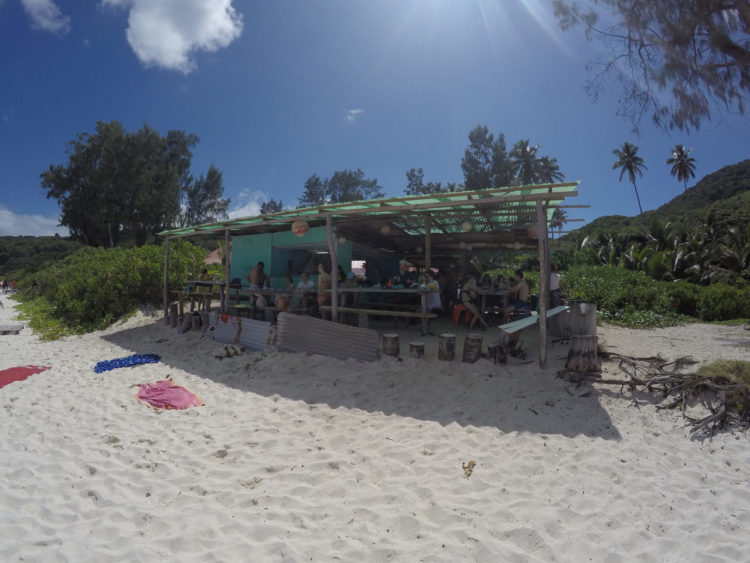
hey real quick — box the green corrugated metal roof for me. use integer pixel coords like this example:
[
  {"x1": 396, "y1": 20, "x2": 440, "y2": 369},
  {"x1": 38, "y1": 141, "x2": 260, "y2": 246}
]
[{"x1": 159, "y1": 182, "x2": 579, "y2": 239}]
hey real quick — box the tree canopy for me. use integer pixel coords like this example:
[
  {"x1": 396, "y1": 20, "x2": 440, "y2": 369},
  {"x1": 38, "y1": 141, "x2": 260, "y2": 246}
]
[
  {"x1": 461, "y1": 125, "x2": 564, "y2": 189},
  {"x1": 298, "y1": 169, "x2": 383, "y2": 207},
  {"x1": 404, "y1": 168, "x2": 459, "y2": 195},
  {"x1": 41, "y1": 121, "x2": 229, "y2": 246},
  {"x1": 553, "y1": 0, "x2": 750, "y2": 131}
]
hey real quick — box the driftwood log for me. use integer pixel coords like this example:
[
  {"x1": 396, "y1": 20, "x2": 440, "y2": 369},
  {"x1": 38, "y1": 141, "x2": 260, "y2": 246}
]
[
  {"x1": 462, "y1": 333, "x2": 483, "y2": 363},
  {"x1": 383, "y1": 333, "x2": 400, "y2": 357},
  {"x1": 438, "y1": 333, "x2": 456, "y2": 361}
]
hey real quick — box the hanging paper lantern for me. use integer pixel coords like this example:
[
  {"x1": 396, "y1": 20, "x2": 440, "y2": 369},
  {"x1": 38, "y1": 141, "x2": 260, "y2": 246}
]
[
  {"x1": 380, "y1": 224, "x2": 391, "y2": 235},
  {"x1": 458, "y1": 241, "x2": 466, "y2": 250},
  {"x1": 291, "y1": 219, "x2": 309, "y2": 237},
  {"x1": 461, "y1": 221, "x2": 473, "y2": 232},
  {"x1": 513, "y1": 241, "x2": 522, "y2": 250},
  {"x1": 416, "y1": 246, "x2": 423, "y2": 254},
  {"x1": 527, "y1": 225, "x2": 540, "y2": 239},
  {"x1": 337, "y1": 235, "x2": 347, "y2": 245}
]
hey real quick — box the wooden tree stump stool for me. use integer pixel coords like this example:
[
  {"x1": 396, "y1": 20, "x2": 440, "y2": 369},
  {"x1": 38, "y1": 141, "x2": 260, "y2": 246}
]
[
  {"x1": 191, "y1": 312, "x2": 202, "y2": 331},
  {"x1": 180, "y1": 314, "x2": 192, "y2": 334},
  {"x1": 383, "y1": 333, "x2": 400, "y2": 357},
  {"x1": 486, "y1": 343, "x2": 499, "y2": 364},
  {"x1": 462, "y1": 333, "x2": 483, "y2": 363},
  {"x1": 566, "y1": 335, "x2": 601, "y2": 372},
  {"x1": 169, "y1": 303, "x2": 178, "y2": 328},
  {"x1": 438, "y1": 333, "x2": 456, "y2": 361},
  {"x1": 409, "y1": 341, "x2": 425, "y2": 359}
]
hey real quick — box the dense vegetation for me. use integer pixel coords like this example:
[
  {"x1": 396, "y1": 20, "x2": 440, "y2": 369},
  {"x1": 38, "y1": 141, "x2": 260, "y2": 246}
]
[
  {"x1": 12, "y1": 241, "x2": 206, "y2": 340},
  {"x1": 556, "y1": 160, "x2": 750, "y2": 287},
  {"x1": 0, "y1": 236, "x2": 83, "y2": 281}
]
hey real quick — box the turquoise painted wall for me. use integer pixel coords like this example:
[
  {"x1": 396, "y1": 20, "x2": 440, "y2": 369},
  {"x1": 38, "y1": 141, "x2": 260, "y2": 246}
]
[{"x1": 230, "y1": 226, "x2": 353, "y2": 289}]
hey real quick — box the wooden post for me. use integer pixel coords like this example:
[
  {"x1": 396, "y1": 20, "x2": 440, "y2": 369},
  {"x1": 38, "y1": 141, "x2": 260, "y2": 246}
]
[
  {"x1": 191, "y1": 312, "x2": 201, "y2": 331},
  {"x1": 566, "y1": 302, "x2": 600, "y2": 372},
  {"x1": 383, "y1": 333, "x2": 400, "y2": 357},
  {"x1": 438, "y1": 333, "x2": 456, "y2": 361},
  {"x1": 409, "y1": 341, "x2": 425, "y2": 359},
  {"x1": 326, "y1": 215, "x2": 338, "y2": 323},
  {"x1": 536, "y1": 200, "x2": 549, "y2": 368},
  {"x1": 163, "y1": 238, "x2": 170, "y2": 320},
  {"x1": 424, "y1": 216, "x2": 431, "y2": 273},
  {"x1": 462, "y1": 333, "x2": 483, "y2": 363},
  {"x1": 224, "y1": 229, "x2": 231, "y2": 313},
  {"x1": 569, "y1": 302, "x2": 597, "y2": 336},
  {"x1": 169, "y1": 303, "x2": 178, "y2": 328}
]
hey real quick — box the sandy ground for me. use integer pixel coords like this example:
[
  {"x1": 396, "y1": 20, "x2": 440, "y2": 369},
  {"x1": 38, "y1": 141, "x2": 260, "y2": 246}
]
[{"x1": 1, "y1": 298, "x2": 750, "y2": 562}]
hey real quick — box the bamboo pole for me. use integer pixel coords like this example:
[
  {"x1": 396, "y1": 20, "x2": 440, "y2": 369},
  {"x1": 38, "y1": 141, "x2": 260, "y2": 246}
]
[
  {"x1": 163, "y1": 238, "x2": 170, "y2": 319},
  {"x1": 536, "y1": 200, "x2": 549, "y2": 368},
  {"x1": 326, "y1": 215, "x2": 338, "y2": 322}
]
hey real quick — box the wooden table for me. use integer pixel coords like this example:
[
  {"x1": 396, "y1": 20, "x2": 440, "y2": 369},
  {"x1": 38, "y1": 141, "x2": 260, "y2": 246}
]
[
  {"x1": 187, "y1": 280, "x2": 226, "y2": 312},
  {"x1": 227, "y1": 286, "x2": 316, "y2": 316},
  {"x1": 471, "y1": 288, "x2": 510, "y2": 317},
  {"x1": 325, "y1": 286, "x2": 435, "y2": 335}
]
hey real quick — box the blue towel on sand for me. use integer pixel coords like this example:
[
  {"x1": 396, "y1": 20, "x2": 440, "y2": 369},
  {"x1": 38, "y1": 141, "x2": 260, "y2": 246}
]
[{"x1": 95, "y1": 354, "x2": 161, "y2": 373}]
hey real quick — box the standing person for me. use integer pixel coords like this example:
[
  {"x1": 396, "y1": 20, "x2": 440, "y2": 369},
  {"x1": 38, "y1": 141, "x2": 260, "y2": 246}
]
[
  {"x1": 504, "y1": 269, "x2": 530, "y2": 321},
  {"x1": 336, "y1": 265, "x2": 346, "y2": 286},
  {"x1": 461, "y1": 271, "x2": 490, "y2": 331},
  {"x1": 549, "y1": 264, "x2": 566, "y2": 307},
  {"x1": 247, "y1": 261, "x2": 264, "y2": 289},
  {"x1": 317, "y1": 263, "x2": 332, "y2": 319}
]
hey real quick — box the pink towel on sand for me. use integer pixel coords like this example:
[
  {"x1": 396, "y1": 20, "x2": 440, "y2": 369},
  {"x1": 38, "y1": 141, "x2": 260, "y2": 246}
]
[
  {"x1": 0, "y1": 365, "x2": 50, "y2": 389},
  {"x1": 135, "y1": 379, "x2": 203, "y2": 410}
]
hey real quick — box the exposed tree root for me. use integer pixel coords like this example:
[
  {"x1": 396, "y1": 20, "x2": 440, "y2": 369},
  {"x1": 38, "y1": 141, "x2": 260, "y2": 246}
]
[{"x1": 558, "y1": 353, "x2": 750, "y2": 436}]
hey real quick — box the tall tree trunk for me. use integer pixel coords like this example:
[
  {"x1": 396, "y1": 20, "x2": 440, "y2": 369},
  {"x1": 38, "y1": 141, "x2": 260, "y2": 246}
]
[{"x1": 632, "y1": 180, "x2": 644, "y2": 214}]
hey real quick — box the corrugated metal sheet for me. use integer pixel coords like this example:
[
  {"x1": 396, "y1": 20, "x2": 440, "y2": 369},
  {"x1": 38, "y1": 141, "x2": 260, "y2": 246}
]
[
  {"x1": 209, "y1": 313, "x2": 272, "y2": 352},
  {"x1": 275, "y1": 312, "x2": 379, "y2": 362}
]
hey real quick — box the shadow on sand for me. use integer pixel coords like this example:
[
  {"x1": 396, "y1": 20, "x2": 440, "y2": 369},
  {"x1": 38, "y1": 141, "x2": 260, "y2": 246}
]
[{"x1": 103, "y1": 315, "x2": 622, "y2": 441}]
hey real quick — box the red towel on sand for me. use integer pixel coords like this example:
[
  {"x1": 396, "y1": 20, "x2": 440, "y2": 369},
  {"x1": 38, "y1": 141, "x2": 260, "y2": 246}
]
[
  {"x1": 0, "y1": 365, "x2": 51, "y2": 389},
  {"x1": 135, "y1": 379, "x2": 203, "y2": 410}
]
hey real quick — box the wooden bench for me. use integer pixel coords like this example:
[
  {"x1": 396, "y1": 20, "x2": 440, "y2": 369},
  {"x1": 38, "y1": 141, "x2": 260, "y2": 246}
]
[
  {"x1": 0, "y1": 323, "x2": 23, "y2": 335},
  {"x1": 498, "y1": 305, "x2": 569, "y2": 335}
]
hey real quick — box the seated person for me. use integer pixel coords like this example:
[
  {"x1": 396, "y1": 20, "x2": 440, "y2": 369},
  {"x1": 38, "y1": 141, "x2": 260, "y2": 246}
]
[
  {"x1": 246, "y1": 261, "x2": 264, "y2": 290},
  {"x1": 296, "y1": 271, "x2": 315, "y2": 310},
  {"x1": 394, "y1": 259, "x2": 416, "y2": 287},
  {"x1": 424, "y1": 270, "x2": 442, "y2": 312},
  {"x1": 460, "y1": 272, "x2": 490, "y2": 331},
  {"x1": 275, "y1": 274, "x2": 295, "y2": 313},
  {"x1": 503, "y1": 269, "x2": 531, "y2": 321}
]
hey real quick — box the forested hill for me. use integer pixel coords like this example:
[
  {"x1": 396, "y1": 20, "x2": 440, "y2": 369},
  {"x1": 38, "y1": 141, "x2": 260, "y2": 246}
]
[{"x1": 570, "y1": 159, "x2": 750, "y2": 238}]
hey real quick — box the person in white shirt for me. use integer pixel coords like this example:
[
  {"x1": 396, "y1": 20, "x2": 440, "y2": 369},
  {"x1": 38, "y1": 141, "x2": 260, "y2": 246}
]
[
  {"x1": 423, "y1": 270, "x2": 442, "y2": 311},
  {"x1": 549, "y1": 264, "x2": 565, "y2": 307}
]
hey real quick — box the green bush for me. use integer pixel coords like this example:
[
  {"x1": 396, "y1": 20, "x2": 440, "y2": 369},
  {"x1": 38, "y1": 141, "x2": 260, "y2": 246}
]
[
  {"x1": 15, "y1": 241, "x2": 206, "y2": 339},
  {"x1": 697, "y1": 284, "x2": 750, "y2": 321},
  {"x1": 667, "y1": 281, "x2": 702, "y2": 317}
]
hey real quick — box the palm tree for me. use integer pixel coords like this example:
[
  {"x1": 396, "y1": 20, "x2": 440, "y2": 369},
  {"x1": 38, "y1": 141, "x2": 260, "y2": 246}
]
[
  {"x1": 549, "y1": 207, "x2": 567, "y2": 239},
  {"x1": 612, "y1": 142, "x2": 647, "y2": 215},
  {"x1": 537, "y1": 156, "x2": 565, "y2": 184},
  {"x1": 666, "y1": 145, "x2": 696, "y2": 192},
  {"x1": 510, "y1": 140, "x2": 540, "y2": 185}
]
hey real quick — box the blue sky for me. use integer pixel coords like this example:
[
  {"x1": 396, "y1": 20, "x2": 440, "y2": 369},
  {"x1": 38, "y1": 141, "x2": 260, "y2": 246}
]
[{"x1": 1, "y1": 0, "x2": 748, "y2": 237}]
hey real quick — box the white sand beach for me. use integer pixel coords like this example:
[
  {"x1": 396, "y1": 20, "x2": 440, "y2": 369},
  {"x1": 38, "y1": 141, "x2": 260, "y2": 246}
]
[{"x1": 2, "y1": 300, "x2": 750, "y2": 562}]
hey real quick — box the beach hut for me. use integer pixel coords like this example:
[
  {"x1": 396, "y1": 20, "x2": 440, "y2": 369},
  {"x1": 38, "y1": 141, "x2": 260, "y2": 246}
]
[{"x1": 159, "y1": 182, "x2": 586, "y2": 366}]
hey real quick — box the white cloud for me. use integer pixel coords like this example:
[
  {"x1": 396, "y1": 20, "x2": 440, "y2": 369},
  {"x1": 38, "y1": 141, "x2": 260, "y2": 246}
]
[
  {"x1": 102, "y1": 0, "x2": 243, "y2": 73},
  {"x1": 227, "y1": 189, "x2": 265, "y2": 219},
  {"x1": 0, "y1": 205, "x2": 69, "y2": 237},
  {"x1": 346, "y1": 109, "x2": 364, "y2": 123},
  {"x1": 21, "y1": 0, "x2": 71, "y2": 35}
]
